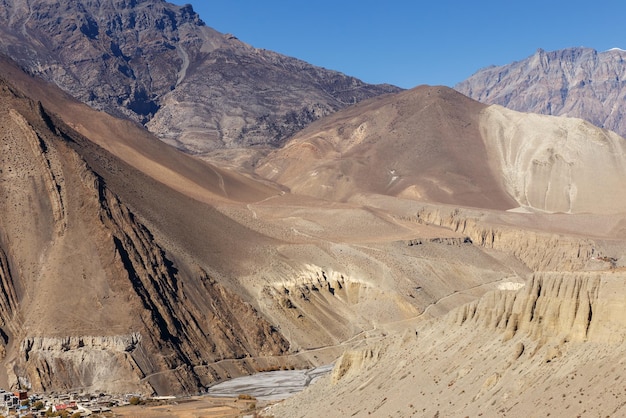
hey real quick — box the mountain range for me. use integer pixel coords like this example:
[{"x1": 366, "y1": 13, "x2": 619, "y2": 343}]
[
  {"x1": 0, "y1": 0, "x2": 399, "y2": 154},
  {"x1": 456, "y1": 47, "x2": 626, "y2": 139},
  {"x1": 0, "y1": 1, "x2": 625, "y2": 416}
]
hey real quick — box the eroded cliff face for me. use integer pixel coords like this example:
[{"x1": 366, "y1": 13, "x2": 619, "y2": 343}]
[
  {"x1": 91, "y1": 182, "x2": 291, "y2": 395},
  {"x1": 409, "y1": 206, "x2": 596, "y2": 271},
  {"x1": 271, "y1": 268, "x2": 626, "y2": 417},
  {"x1": 0, "y1": 78, "x2": 291, "y2": 395},
  {"x1": 259, "y1": 264, "x2": 420, "y2": 351},
  {"x1": 452, "y1": 272, "x2": 625, "y2": 344},
  {"x1": 17, "y1": 334, "x2": 148, "y2": 394}
]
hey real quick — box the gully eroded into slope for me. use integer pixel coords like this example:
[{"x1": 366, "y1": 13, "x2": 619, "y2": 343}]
[{"x1": 0, "y1": 84, "x2": 297, "y2": 395}]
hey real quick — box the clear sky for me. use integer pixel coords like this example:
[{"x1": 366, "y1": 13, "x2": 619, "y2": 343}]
[{"x1": 171, "y1": 1, "x2": 625, "y2": 89}]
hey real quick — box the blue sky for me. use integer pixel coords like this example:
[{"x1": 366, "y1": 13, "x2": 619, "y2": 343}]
[{"x1": 171, "y1": 1, "x2": 625, "y2": 89}]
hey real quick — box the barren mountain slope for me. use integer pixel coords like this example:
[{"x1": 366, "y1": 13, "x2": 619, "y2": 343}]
[
  {"x1": 0, "y1": 54, "x2": 281, "y2": 206},
  {"x1": 258, "y1": 85, "x2": 626, "y2": 214},
  {"x1": 0, "y1": 0, "x2": 399, "y2": 153},
  {"x1": 0, "y1": 63, "x2": 303, "y2": 395},
  {"x1": 0, "y1": 57, "x2": 552, "y2": 397},
  {"x1": 456, "y1": 47, "x2": 626, "y2": 138},
  {"x1": 480, "y1": 105, "x2": 626, "y2": 213},
  {"x1": 257, "y1": 86, "x2": 517, "y2": 210}
]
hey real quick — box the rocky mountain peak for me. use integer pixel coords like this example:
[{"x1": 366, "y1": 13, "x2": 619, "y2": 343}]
[
  {"x1": 455, "y1": 47, "x2": 626, "y2": 138},
  {"x1": 0, "y1": 0, "x2": 399, "y2": 153},
  {"x1": 1, "y1": 0, "x2": 206, "y2": 117}
]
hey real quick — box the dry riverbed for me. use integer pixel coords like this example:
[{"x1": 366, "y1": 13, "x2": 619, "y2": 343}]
[{"x1": 112, "y1": 365, "x2": 333, "y2": 417}]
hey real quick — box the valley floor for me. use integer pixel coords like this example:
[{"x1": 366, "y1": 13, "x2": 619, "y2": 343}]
[{"x1": 111, "y1": 396, "x2": 260, "y2": 418}]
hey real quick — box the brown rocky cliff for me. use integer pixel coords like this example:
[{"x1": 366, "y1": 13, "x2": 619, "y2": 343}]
[{"x1": 0, "y1": 76, "x2": 291, "y2": 395}]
